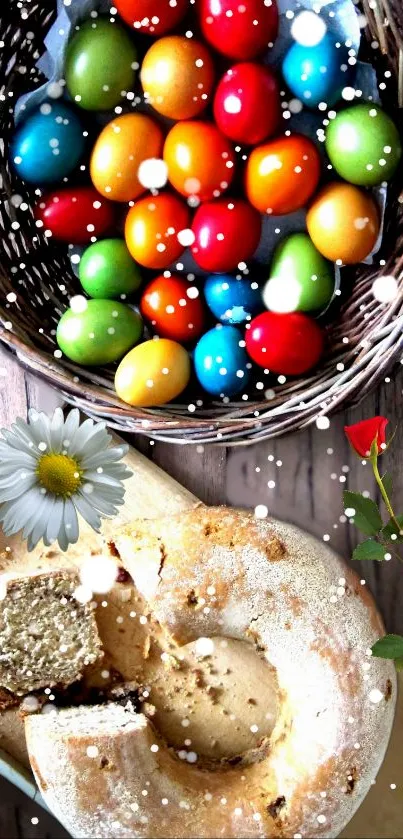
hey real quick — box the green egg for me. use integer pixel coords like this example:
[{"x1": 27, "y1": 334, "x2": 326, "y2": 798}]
[
  {"x1": 263, "y1": 232, "x2": 335, "y2": 313},
  {"x1": 65, "y1": 17, "x2": 138, "y2": 111},
  {"x1": 325, "y1": 103, "x2": 402, "y2": 187},
  {"x1": 79, "y1": 239, "x2": 142, "y2": 299},
  {"x1": 57, "y1": 299, "x2": 142, "y2": 366}
]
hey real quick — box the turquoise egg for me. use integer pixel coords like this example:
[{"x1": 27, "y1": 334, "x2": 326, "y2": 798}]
[
  {"x1": 11, "y1": 102, "x2": 85, "y2": 185},
  {"x1": 282, "y1": 34, "x2": 352, "y2": 108},
  {"x1": 56, "y1": 299, "x2": 143, "y2": 366},
  {"x1": 194, "y1": 325, "x2": 251, "y2": 397},
  {"x1": 204, "y1": 274, "x2": 263, "y2": 324}
]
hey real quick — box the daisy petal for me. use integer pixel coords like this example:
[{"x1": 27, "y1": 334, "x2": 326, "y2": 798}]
[
  {"x1": 80, "y1": 445, "x2": 128, "y2": 470},
  {"x1": 49, "y1": 407, "x2": 65, "y2": 452},
  {"x1": 0, "y1": 487, "x2": 45, "y2": 535},
  {"x1": 0, "y1": 474, "x2": 36, "y2": 502},
  {"x1": 57, "y1": 519, "x2": 69, "y2": 552},
  {"x1": 74, "y1": 492, "x2": 102, "y2": 531},
  {"x1": 68, "y1": 418, "x2": 98, "y2": 457},
  {"x1": 62, "y1": 409, "x2": 81, "y2": 449},
  {"x1": 46, "y1": 498, "x2": 64, "y2": 543},
  {"x1": 82, "y1": 471, "x2": 127, "y2": 490},
  {"x1": 26, "y1": 411, "x2": 52, "y2": 451},
  {"x1": 63, "y1": 498, "x2": 79, "y2": 544},
  {"x1": 24, "y1": 495, "x2": 54, "y2": 549}
]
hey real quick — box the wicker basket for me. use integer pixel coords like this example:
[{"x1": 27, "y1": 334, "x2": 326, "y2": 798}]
[{"x1": 1, "y1": 0, "x2": 402, "y2": 445}]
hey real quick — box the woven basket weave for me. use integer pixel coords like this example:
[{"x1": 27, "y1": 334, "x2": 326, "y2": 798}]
[{"x1": 1, "y1": 0, "x2": 402, "y2": 445}]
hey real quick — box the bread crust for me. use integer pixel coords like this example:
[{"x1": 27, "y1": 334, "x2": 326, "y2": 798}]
[{"x1": 25, "y1": 508, "x2": 396, "y2": 838}]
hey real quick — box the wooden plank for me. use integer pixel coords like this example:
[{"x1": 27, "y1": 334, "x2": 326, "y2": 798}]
[{"x1": 226, "y1": 367, "x2": 403, "y2": 634}]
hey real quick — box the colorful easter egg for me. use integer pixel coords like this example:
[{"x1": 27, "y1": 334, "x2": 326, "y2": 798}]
[
  {"x1": 163, "y1": 121, "x2": 236, "y2": 202},
  {"x1": 198, "y1": 0, "x2": 278, "y2": 60},
  {"x1": 282, "y1": 34, "x2": 352, "y2": 109},
  {"x1": 65, "y1": 17, "x2": 138, "y2": 111},
  {"x1": 56, "y1": 299, "x2": 142, "y2": 366},
  {"x1": 245, "y1": 311, "x2": 324, "y2": 375},
  {"x1": 191, "y1": 199, "x2": 261, "y2": 273},
  {"x1": 140, "y1": 36, "x2": 215, "y2": 120},
  {"x1": 245, "y1": 134, "x2": 321, "y2": 215},
  {"x1": 79, "y1": 239, "x2": 142, "y2": 299},
  {"x1": 194, "y1": 325, "x2": 251, "y2": 397},
  {"x1": 263, "y1": 233, "x2": 334, "y2": 313},
  {"x1": 306, "y1": 182, "x2": 380, "y2": 264},
  {"x1": 325, "y1": 103, "x2": 402, "y2": 187},
  {"x1": 90, "y1": 113, "x2": 163, "y2": 203},
  {"x1": 115, "y1": 338, "x2": 191, "y2": 406},
  {"x1": 35, "y1": 187, "x2": 115, "y2": 244},
  {"x1": 213, "y1": 63, "x2": 280, "y2": 145},
  {"x1": 11, "y1": 102, "x2": 85, "y2": 185},
  {"x1": 140, "y1": 274, "x2": 205, "y2": 342},
  {"x1": 125, "y1": 192, "x2": 190, "y2": 269},
  {"x1": 204, "y1": 274, "x2": 262, "y2": 323},
  {"x1": 115, "y1": 0, "x2": 188, "y2": 35}
]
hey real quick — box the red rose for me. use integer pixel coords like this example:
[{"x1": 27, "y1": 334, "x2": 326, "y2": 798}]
[{"x1": 344, "y1": 417, "x2": 389, "y2": 458}]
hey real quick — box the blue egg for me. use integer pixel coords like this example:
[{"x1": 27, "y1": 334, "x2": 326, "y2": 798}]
[
  {"x1": 194, "y1": 325, "x2": 251, "y2": 397},
  {"x1": 204, "y1": 274, "x2": 263, "y2": 324},
  {"x1": 282, "y1": 34, "x2": 352, "y2": 109},
  {"x1": 11, "y1": 102, "x2": 85, "y2": 185}
]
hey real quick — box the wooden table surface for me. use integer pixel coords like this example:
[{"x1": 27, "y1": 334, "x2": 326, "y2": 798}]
[{"x1": 1, "y1": 343, "x2": 403, "y2": 838}]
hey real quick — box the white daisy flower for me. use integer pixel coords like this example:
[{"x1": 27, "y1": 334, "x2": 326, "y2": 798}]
[{"x1": 0, "y1": 408, "x2": 131, "y2": 552}]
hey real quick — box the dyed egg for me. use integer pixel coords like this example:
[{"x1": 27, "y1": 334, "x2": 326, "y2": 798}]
[
  {"x1": 198, "y1": 0, "x2": 278, "y2": 60},
  {"x1": 194, "y1": 326, "x2": 250, "y2": 397},
  {"x1": 306, "y1": 182, "x2": 380, "y2": 264},
  {"x1": 282, "y1": 34, "x2": 352, "y2": 109},
  {"x1": 245, "y1": 134, "x2": 321, "y2": 215},
  {"x1": 245, "y1": 311, "x2": 324, "y2": 375},
  {"x1": 11, "y1": 102, "x2": 85, "y2": 185},
  {"x1": 263, "y1": 233, "x2": 334, "y2": 313},
  {"x1": 90, "y1": 113, "x2": 163, "y2": 203},
  {"x1": 140, "y1": 274, "x2": 205, "y2": 342},
  {"x1": 140, "y1": 36, "x2": 215, "y2": 120},
  {"x1": 163, "y1": 121, "x2": 236, "y2": 202},
  {"x1": 115, "y1": 0, "x2": 188, "y2": 35},
  {"x1": 213, "y1": 63, "x2": 281, "y2": 146},
  {"x1": 35, "y1": 187, "x2": 115, "y2": 244},
  {"x1": 204, "y1": 274, "x2": 262, "y2": 323},
  {"x1": 79, "y1": 239, "x2": 142, "y2": 299},
  {"x1": 115, "y1": 338, "x2": 191, "y2": 406},
  {"x1": 325, "y1": 103, "x2": 402, "y2": 187},
  {"x1": 65, "y1": 18, "x2": 137, "y2": 111},
  {"x1": 125, "y1": 192, "x2": 190, "y2": 269},
  {"x1": 191, "y1": 199, "x2": 261, "y2": 273},
  {"x1": 56, "y1": 299, "x2": 142, "y2": 366}
]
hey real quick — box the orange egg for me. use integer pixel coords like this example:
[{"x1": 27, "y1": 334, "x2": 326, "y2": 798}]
[
  {"x1": 90, "y1": 113, "x2": 163, "y2": 202},
  {"x1": 245, "y1": 134, "x2": 321, "y2": 215},
  {"x1": 125, "y1": 192, "x2": 191, "y2": 269},
  {"x1": 140, "y1": 36, "x2": 215, "y2": 120},
  {"x1": 306, "y1": 183, "x2": 380, "y2": 265},
  {"x1": 115, "y1": 338, "x2": 191, "y2": 406},
  {"x1": 163, "y1": 121, "x2": 236, "y2": 201}
]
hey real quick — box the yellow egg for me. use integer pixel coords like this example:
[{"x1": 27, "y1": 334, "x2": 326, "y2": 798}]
[
  {"x1": 115, "y1": 338, "x2": 191, "y2": 407},
  {"x1": 90, "y1": 113, "x2": 163, "y2": 203}
]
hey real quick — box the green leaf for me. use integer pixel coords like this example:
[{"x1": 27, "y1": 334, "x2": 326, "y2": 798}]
[
  {"x1": 381, "y1": 472, "x2": 393, "y2": 498},
  {"x1": 372, "y1": 634, "x2": 403, "y2": 660},
  {"x1": 381, "y1": 514, "x2": 403, "y2": 542},
  {"x1": 343, "y1": 490, "x2": 383, "y2": 536},
  {"x1": 352, "y1": 540, "x2": 387, "y2": 561}
]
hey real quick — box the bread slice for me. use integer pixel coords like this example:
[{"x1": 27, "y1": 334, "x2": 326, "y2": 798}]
[{"x1": 0, "y1": 571, "x2": 103, "y2": 694}]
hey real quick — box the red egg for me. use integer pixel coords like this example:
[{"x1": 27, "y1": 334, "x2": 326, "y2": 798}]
[
  {"x1": 191, "y1": 199, "x2": 261, "y2": 273},
  {"x1": 213, "y1": 63, "x2": 280, "y2": 145},
  {"x1": 35, "y1": 187, "x2": 115, "y2": 244},
  {"x1": 114, "y1": 0, "x2": 188, "y2": 35},
  {"x1": 198, "y1": 0, "x2": 278, "y2": 60},
  {"x1": 140, "y1": 274, "x2": 205, "y2": 342},
  {"x1": 245, "y1": 311, "x2": 324, "y2": 375}
]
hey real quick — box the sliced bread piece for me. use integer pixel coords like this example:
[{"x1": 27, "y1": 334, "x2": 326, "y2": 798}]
[{"x1": 0, "y1": 571, "x2": 103, "y2": 694}]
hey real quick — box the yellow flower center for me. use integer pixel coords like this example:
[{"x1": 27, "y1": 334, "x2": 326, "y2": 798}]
[{"x1": 36, "y1": 453, "x2": 82, "y2": 497}]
